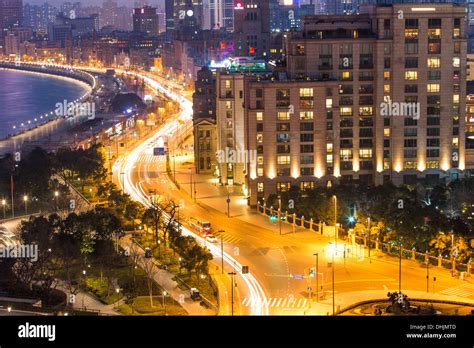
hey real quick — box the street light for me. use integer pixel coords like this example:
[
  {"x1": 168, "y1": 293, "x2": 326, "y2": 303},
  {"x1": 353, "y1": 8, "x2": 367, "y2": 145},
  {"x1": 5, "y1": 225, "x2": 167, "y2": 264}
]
[
  {"x1": 425, "y1": 252, "x2": 430, "y2": 293},
  {"x1": 23, "y1": 195, "x2": 28, "y2": 215},
  {"x1": 115, "y1": 288, "x2": 120, "y2": 309},
  {"x1": 2, "y1": 199, "x2": 6, "y2": 219},
  {"x1": 54, "y1": 191, "x2": 59, "y2": 211},
  {"x1": 332, "y1": 195, "x2": 337, "y2": 315},
  {"x1": 218, "y1": 230, "x2": 225, "y2": 273},
  {"x1": 451, "y1": 231, "x2": 455, "y2": 277},
  {"x1": 314, "y1": 253, "x2": 319, "y2": 303},
  {"x1": 228, "y1": 272, "x2": 236, "y2": 316},
  {"x1": 162, "y1": 291, "x2": 167, "y2": 315}
]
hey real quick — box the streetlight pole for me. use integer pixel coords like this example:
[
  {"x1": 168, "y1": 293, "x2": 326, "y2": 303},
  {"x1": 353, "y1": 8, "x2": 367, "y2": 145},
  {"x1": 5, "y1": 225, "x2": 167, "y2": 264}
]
[
  {"x1": 227, "y1": 191, "x2": 230, "y2": 218},
  {"x1": 367, "y1": 216, "x2": 371, "y2": 261},
  {"x1": 218, "y1": 230, "x2": 225, "y2": 273},
  {"x1": 426, "y1": 252, "x2": 429, "y2": 293},
  {"x1": 163, "y1": 291, "x2": 167, "y2": 315},
  {"x1": 399, "y1": 241, "x2": 402, "y2": 293},
  {"x1": 23, "y1": 195, "x2": 28, "y2": 215},
  {"x1": 314, "y1": 253, "x2": 319, "y2": 303},
  {"x1": 332, "y1": 195, "x2": 336, "y2": 315},
  {"x1": 228, "y1": 272, "x2": 236, "y2": 316},
  {"x1": 451, "y1": 231, "x2": 455, "y2": 277}
]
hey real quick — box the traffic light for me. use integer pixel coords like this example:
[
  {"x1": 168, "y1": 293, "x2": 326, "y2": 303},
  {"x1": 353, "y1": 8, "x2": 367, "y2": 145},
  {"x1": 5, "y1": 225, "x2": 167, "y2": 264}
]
[
  {"x1": 269, "y1": 215, "x2": 277, "y2": 223},
  {"x1": 308, "y1": 267, "x2": 315, "y2": 278}
]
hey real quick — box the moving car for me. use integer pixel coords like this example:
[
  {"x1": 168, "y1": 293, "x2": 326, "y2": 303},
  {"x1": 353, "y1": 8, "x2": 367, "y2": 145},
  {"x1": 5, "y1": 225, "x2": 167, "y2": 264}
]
[{"x1": 205, "y1": 234, "x2": 218, "y2": 243}]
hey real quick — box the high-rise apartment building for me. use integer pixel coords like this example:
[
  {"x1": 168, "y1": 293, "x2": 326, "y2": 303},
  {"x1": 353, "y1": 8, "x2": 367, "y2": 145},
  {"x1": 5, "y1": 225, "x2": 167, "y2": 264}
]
[
  {"x1": 241, "y1": 3, "x2": 466, "y2": 205},
  {"x1": 1, "y1": 0, "x2": 22, "y2": 30},
  {"x1": 133, "y1": 6, "x2": 159, "y2": 36},
  {"x1": 193, "y1": 67, "x2": 218, "y2": 174},
  {"x1": 233, "y1": 0, "x2": 270, "y2": 58}
]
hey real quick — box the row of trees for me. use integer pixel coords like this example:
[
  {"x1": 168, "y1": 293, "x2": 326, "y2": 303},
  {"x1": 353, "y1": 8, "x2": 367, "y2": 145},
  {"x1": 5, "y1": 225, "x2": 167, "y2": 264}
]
[
  {"x1": 0, "y1": 209, "x2": 122, "y2": 302},
  {"x1": 267, "y1": 180, "x2": 474, "y2": 263},
  {"x1": 141, "y1": 202, "x2": 213, "y2": 282}
]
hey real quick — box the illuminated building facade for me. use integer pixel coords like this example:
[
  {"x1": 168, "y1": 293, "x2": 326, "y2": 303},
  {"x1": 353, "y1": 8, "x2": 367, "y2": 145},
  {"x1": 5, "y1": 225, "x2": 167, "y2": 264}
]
[{"x1": 244, "y1": 3, "x2": 466, "y2": 206}]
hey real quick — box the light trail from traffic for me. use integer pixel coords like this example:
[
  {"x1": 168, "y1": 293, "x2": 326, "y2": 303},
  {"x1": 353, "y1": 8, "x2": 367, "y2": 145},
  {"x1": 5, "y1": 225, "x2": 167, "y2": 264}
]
[{"x1": 117, "y1": 70, "x2": 269, "y2": 315}]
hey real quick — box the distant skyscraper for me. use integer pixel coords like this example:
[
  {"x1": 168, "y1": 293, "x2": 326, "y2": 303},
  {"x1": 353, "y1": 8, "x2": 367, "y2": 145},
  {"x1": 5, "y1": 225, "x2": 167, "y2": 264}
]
[
  {"x1": 133, "y1": 6, "x2": 159, "y2": 36},
  {"x1": 165, "y1": 0, "x2": 174, "y2": 32},
  {"x1": 1, "y1": 0, "x2": 23, "y2": 30},
  {"x1": 233, "y1": 0, "x2": 270, "y2": 57}
]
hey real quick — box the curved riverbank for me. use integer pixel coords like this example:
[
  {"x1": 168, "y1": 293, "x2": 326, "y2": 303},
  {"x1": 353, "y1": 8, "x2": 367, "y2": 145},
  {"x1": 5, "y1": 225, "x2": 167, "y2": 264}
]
[{"x1": 0, "y1": 62, "x2": 96, "y2": 140}]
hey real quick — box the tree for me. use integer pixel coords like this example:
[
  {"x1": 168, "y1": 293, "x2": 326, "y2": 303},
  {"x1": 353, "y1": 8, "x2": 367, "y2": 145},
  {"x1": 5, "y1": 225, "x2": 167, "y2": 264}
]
[{"x1": 142, "y1": 206, "x2": 163, "y2": 245}]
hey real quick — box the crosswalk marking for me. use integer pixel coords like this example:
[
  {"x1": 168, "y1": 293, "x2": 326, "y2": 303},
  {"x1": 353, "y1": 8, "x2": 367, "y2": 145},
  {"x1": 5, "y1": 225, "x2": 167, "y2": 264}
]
[
  {"x1": 440, "y1": 284, "x2": 474, "y2": 298},
  {"x1": 242, "y1": 297, "x2": 310, "y2": 309},
  {"x1": 217, "y1": 233, "x2": 242, "y2": 245}
]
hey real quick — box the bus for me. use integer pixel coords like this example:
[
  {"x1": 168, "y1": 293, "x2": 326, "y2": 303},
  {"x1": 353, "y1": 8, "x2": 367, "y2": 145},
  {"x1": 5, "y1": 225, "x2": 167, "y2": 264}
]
[{"x1": 189, "y1": 217, "x2": 212, "y2": 234}]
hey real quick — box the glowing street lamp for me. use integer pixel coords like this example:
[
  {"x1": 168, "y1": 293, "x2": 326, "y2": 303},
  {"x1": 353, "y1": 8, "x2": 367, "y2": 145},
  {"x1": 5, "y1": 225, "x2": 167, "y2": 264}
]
[
  {"x1": 23, "y1": 195, "x2": 28, "y2": 215},
  {"x1": 2, "y1": 199, "x2": 6, "y2": 219}
]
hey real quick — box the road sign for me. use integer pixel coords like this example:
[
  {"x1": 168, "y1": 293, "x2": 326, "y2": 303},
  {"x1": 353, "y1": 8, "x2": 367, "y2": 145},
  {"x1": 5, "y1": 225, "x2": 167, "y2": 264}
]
[
  {"x1": 293, "y1": 274, "x2": 304, "y2": 280},
  {"x1": 226, "y1": 198, "x2": 230, "y2": 203}
]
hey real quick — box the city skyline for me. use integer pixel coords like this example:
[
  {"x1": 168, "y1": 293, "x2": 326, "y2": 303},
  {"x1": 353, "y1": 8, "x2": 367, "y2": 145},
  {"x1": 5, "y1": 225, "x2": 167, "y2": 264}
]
[{"x1": 0, "y1": 1, "x2": 473, "y2": 346}]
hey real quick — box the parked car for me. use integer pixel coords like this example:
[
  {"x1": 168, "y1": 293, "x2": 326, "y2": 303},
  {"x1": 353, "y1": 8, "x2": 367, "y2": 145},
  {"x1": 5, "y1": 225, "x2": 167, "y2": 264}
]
[
  {"x1": 144, "y1": 247, "x2": 152, "y2": 258},
  {"x1": 190, "y1": 288, "x2": 201, "y2": 301}
]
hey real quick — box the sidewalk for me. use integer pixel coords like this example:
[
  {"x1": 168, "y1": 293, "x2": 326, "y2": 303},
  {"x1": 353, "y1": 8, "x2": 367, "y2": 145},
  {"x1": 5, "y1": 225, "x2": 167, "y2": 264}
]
[
  {"x1": 170, "y1": 149, "x2": 308, "y2": 236},
  {"x1": 120, "y1": 235, "x2": 215, "y2": 316},
  {"x1": 304, "y1": 289, "x2": 474, "y2": 316},
  {"x1": 54, "y1": 280, "x2": 118, "y2": 315}
]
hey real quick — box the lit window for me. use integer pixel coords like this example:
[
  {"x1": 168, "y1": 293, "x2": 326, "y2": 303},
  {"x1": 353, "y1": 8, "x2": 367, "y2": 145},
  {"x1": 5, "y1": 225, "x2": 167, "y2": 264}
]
[
  {"x1": 326, "y1": 143, "x2": 333, "y2": 153},
  {"x1": 225, "y1": 80, "x2": 231, "y2": 88},
  {"x1": 453, "y1": 57, "x2": 460, "y2": 68},
  {"x1": 226, "y1": 101, "x2": 232, "y2": 109},
  {"x1": 384, "y1": 128, "x2": 391, "y2": 137},
  {"x1": 257, "y1": 182, "x2": 264, "y2": 191},
  {"x1": 299, "y1": 88, "x2": 313, "y2": 97},
  {"x1": 359, "y1": 149, "x2": 373, "y2": 158},
  {"x1": 257, "y1": 156, "x2": 263, "y2": 165},
  {"x1": 427, "y1": 84, "x2": 440, "y2": 93},
  {"x1": 340, "y1": 149, "x2": 353, "y2": 160},
  {"x1": 384, "y1": 71, "x2": 391, "y2": 80},
  {"x1": 326, "y1": 154, "x2": 333, "y2": 164},
  {"x1": 277, "y1": 112, "x2": 290, "y2": 120},
  {"x1": 383, "y1": 160, "x2": 390, "y2": 170},
  {"x1": 257, "y1": 168, "x2": 264, "y2": 177},
  {"x1": 277, "y1": 155, "x2": 291, "y2": 165},
  {"x1": 300, "y1": 111, "x2": 313, "y2": 120},
  {"x1": 405, "y1": 71, "x2": 418, "y2": 80},
  {"x1": 384, "y1": 84, "x2": 391, "y2": 93},
  {"x1": 256, "y1": 133, "x2": 263, "y2": 143},
  {"x1": 404, "y1": 28, "x2": 418, "y2": 39},
  {"x1": 359, "y1": 106, "x2": 372, "y2": 116},
  {"x1": 341, "y1": 71, "x2": 351, "y2": 79},
  {"x1": 453, "y1": 95, "x2": 459, "y2": 104},
  {"x1": 453, "y1": 137, "x2": 459, "y2": 147},
  {"x1": 326, "y1": 98, "x2": 333, "y2": 108},
  {"x1": 426, "y1": 160, "x2": 439, "y2": 169},
  {"x1": 427, "y1": 57, "x2": 440, "y2": 68},
  {"x1": 256, "y1": 112, "x2": 263, "y2": 120},
  {"x1": 340, "y1": 107, "x2": 353, "y2": 116},
  {"x1": 404, "y1": 161, "x2": 417, "y2": 169}
]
